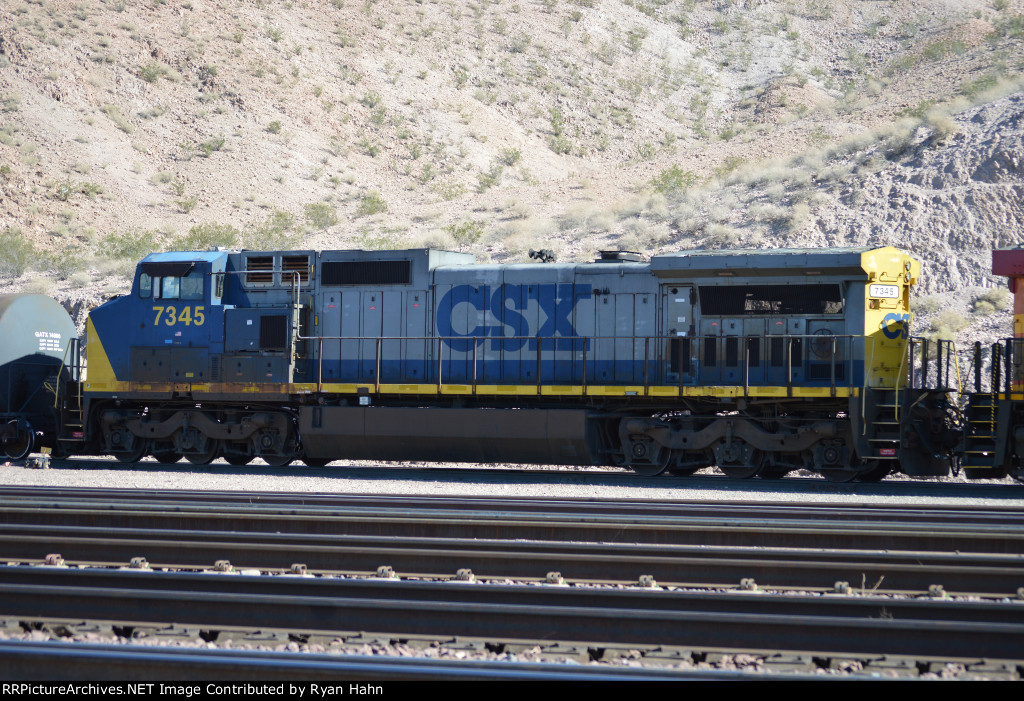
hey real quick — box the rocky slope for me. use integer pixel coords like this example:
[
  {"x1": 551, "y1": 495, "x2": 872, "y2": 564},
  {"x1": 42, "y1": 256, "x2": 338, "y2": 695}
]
[{"x1": 0, "y1": 0, "x2": 1022, "y2": 344}]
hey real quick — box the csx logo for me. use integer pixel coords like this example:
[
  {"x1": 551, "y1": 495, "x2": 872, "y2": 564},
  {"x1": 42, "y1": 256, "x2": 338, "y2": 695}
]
[
  {"x1": 436, "y1": 283, "x2": 592, "y2": 352},
  {"x1": 882, "y1": 312, "x2": 910, "y2": 339}
]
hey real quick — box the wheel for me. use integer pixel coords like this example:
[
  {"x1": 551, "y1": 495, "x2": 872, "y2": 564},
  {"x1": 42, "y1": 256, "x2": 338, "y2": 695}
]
[
  {"x1": 628, "y1": 446, "x2": 672, "y2": 477},
  {"x1": 153, "y1": 452, "x2": 182, "y2": 464},
  {"x1": 719, "y1": 450, "x2": 766, "y2": 479},
  {"x1": 262, "y1": 455, "x2": 294, "y2": 467},
  {"x1": 114, "y1": 442, "x2": 148, "y2": 464},
  {"x1": 224, "y1": 454, "x2": 253, "y2": 466},
  {"x1": 185, "y1": 440, "x2": 220, "y2": 465},
  {"x1": 665, "y1": 450, "x2": 702, "y2": 476},
  {"x1": 302, "y1": 458, "x2": 332, "y2": 467},
  {"x1": 3, "y1": 421, "x2": 33, "y2": 460}
]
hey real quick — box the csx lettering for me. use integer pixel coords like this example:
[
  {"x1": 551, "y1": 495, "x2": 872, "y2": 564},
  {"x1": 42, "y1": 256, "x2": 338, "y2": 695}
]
[
  {"x1": 881, "y1": 312, "x2": 909, "y2": 339},
  {"x1": 152, "y1": 306, "x2": 206, "y2": 327},
  {"x1": 436, "y1": 284, "x2": 591, "y2": 352}
]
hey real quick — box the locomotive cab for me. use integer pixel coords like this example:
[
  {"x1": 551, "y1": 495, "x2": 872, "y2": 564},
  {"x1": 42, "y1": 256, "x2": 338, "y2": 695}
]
[{"x1": 86, "y1": 251, "x2": 229, "y2": 393}]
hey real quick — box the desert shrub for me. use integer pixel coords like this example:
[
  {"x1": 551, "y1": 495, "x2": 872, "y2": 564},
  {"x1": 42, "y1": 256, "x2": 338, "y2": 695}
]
[
  {"x1": 179, "y1": 222, "x2": 240, "y2": 251},
  {"x1": 356, "y1": 192, "x2": 388, "y2": 217},
  {"x1": 139, "y1": 62, "x2": 167, "y2": 83},
  {"x1": 477, "y1": 163, "x2": 504, "y2": 192},
  {"x1": 650, "y1": 165, "x2": 697, "y2": 194},
  {"x1": 435, "y1": 182, "x2": 466, "y2": 201},
  {"x1": 499, "y1": 148, "x2": 522, "y2": 167},
  {"x1": 199, "y1": 136, "x2": 225, "y2": 157},
  {"x1": 703, "y1": 222, "x2": 740, "y2": 248},
  {"x1": 248, "y1": 210, "x2": 300, "y2": 249},
  {"x1": 914, "y1": 295, "x2": 942, "y2": 315},
  {"x1": 101, "y1": 104, "x2": 133, "y2": 133},
  {"x1": 972, "y1": 287, "x2": 1010, "y2": 315},
  {"x1": 304, "y1": 202, "x2": 338, "y2": 230},
  {"x1": 929, "y1": 310, "x2": 969, "y2": 340},
  {"x1": 0, "y1": 228, "x2": 36, "y2": 278},
  {"x1": 44, "y1": 245, "x2": 88, "y2": 280},
  {"x1": 548, "y1": 134, "x2": 572, "y2": 154},
  {"x1": 357, "y1": 226, "x2": 407, "y2": 250},
  {"x1": 101, "y1": 229, "x2": 162, "y2": 260},
  {"x1": 446, "y1": 220, "x2": 484, "y2": 248},
  {"x1": 52, "y1": 180, "x2": 103, "y2": 201}
]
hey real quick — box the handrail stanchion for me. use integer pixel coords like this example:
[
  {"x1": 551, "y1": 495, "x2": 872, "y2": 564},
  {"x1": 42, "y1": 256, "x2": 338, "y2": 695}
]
[
  {"x1": 1006, "y1": 340, "x2": 1013, "y2": 396},
  {"x1": 743, "y1": 338, "x2": 749, "y2": 398},
  {"x1": 921, "y1": 338, "x2": 930, "y2": 389},
  {"x1": 317, "y1": 337, "x2": 323, "y2": 393},
  {"x1": 472, "y1": 339, "x2": 478, "y2": 394},
  {"x1": 786, "y1": 337, "x2": 792, "y2": 398},
  {"x1": 375, "y1": 338, "x2": 382, "y2": 394},
  {"x1": 974, "y1": 341, "x2": 982, "y2": 393},
  {"x1": 643, "y1": 337, "x2": 649, "y2": 396},
  {"x1": 536, "y1": 337, "x2": 542, "y2": 394},
  {"x1": 830, "y1": 336, "x2": 836, "y2": 398},
  {"x1": 582, "y1": 337, "x2": 588, "y2": 395},
  {"x1": 679, "y1": 335, "x2": 685, "y2": 396}
]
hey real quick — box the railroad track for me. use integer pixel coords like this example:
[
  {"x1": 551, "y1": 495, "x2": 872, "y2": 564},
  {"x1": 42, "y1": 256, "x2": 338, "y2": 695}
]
[
  {"x1": 1, "y1": 487, "x2": 1023, "y2": 595},
  {"x1": 0, "y1": 640, "x2": 771, "y2": 681},
  {"x1": 0, "y1": 487, "x2": 1021, "y2": 678},
  {"x1": 2, "y1": 524, "x2": 1022, "y2": 596},
  {"x1": 1, "y1": 567, "x2": 1021, "y2": 673}
]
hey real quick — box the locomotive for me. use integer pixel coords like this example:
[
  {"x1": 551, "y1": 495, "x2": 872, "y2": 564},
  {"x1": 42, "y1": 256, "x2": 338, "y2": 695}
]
[
  {"x1": 0, "y1": 245, "x2": 985, "y2": 481},
  {"x1": 959, "y1": 248, "x2": 1024, "y2": 481}
]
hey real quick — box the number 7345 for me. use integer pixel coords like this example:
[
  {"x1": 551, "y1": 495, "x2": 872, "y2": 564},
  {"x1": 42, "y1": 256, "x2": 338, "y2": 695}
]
[{"x1": 152, "y1": 306, "x2": 205, "y2": 326}]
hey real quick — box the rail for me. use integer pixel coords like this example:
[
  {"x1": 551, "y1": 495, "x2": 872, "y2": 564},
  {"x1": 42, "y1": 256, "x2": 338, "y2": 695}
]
[
  {"x1": 292, "y1": 333, "x2": 923, "y2": 398},
  {"x1": 905, "y1": 337, "x2": 960, "y2": 394},
  {"x1": 962, "y1": 338, "x2": 1024, "y2": 396}
]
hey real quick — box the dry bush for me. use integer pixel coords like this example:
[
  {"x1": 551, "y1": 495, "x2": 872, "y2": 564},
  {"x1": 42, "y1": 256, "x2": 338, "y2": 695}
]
[
  {"x1": 972, "y1": 287, "x2": 1010, "y2": 315},
  {"x1": 929, "y1": 310, "x2": 970, "y2": 340},
  {"x1": 703, "y1": 222, "x2": 740, "y2": 248}
]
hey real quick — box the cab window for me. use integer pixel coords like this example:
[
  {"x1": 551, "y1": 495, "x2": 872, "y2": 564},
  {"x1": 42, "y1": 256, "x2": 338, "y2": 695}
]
[
  {"x1": 145, "y1": 270, "x2": 204, "y2": 301},
  {"x1": 180, "y1": 270, "x2": 204, "y2": 300},
  {"x1": 161, "y1": 276, "x2": 181, "y2": 300}
]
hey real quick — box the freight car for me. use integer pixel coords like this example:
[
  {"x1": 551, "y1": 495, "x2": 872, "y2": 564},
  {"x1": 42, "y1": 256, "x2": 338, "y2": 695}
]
[
  {"x1": 20, "y1": 244, "x2": 954, "y2": 482},
  {"x1": 0, "y1": 295, "x2": 79, "y2": 460},
  {"x1": 958, "y1": 249, "x2": 1024, "y2": 482}
]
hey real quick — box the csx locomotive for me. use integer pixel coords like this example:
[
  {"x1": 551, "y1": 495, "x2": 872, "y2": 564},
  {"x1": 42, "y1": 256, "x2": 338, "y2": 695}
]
[{"x1": 0, "y1": 245, "x2": 993, "y2": 481}]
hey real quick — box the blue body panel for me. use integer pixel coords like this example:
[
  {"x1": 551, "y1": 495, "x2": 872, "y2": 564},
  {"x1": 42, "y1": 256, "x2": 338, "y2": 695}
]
[{"x1": 95, "y1": 248, "x2": 872, "y2": 391}]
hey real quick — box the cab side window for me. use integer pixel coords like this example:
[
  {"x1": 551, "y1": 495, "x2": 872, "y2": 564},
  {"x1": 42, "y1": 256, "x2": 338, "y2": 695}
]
[
  {"x1": 180, "y1": 270, "x2": 204, "y2": 300},
  {"x1": 139, "y1": 268, "x2": 204, "y2": 300},
  {"x1": 161, "y1": 276, "x2": 181, "y2": 300}
]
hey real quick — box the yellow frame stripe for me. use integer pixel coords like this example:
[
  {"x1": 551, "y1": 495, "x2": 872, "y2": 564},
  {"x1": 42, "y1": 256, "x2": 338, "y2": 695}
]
[{"x1": 84, "y1": 381, "x2": 855, "y2": 399}]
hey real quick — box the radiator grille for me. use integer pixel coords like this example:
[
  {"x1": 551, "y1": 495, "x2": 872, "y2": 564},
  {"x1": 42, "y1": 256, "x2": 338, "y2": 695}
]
[
  {"x1": 259, "y1": 315, "x2": 288, "y2": 350},
  {"x1": 321, "y1": 260, "x2": 411, "y2": 286},
  {"x1": 245, "y1": 256, "x2": 274, "y2": 285}
]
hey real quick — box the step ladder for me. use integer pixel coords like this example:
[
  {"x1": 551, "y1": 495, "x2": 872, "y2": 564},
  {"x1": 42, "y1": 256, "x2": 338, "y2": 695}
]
[
  {"x1": 961, "y1": 391, "x2": 1000, "y2": 469},
  {"x1": 865, "y1": 389, "x2": 902, "y2": 461}
]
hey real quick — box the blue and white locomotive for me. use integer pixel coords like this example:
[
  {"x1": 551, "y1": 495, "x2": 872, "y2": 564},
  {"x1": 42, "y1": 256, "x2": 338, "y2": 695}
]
[{"x1": 75, "y1": 245, "x2": 959, "y2": 480}]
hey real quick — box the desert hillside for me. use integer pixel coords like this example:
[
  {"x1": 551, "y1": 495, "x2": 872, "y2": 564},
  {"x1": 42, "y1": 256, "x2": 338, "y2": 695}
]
[{"x1": 1, "y1": 0, "x2": 1023, "y2": 343}]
